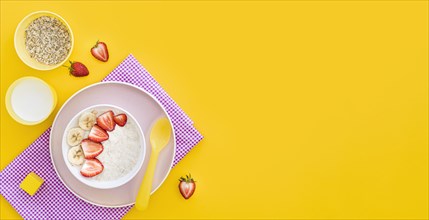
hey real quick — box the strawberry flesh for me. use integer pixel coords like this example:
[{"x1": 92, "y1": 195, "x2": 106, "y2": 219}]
[
  {"x1": 97, "y1": 111, "x2": 116, "y2": 131},
  {"x1": 91, "y1": 41, "x2": 109, "y2": 62},
  {"x1": 113, "y1": 114, "x2": 127, "y2": 127},
  {"x1": 81, "y1": 139, "x2": 103, "y2": 159},
  {"x1": 88, "y1": 124, "x2": 109, "y2": 142},
  {"x1": 179, "y1": 174, "x2": 196, "y2": 199},
  {"x1": 80, "y1": 158, "x2": 104, "y2": 177}
]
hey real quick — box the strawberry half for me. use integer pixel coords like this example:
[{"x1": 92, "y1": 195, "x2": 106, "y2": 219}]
[
  {"x1": 80, "y1": 158, "x2": 104, "y2": 177},
  {"x1": 81, "y1": 139, "x2": 103, "y2": 159},
  {"x1": 91, "y1": 41, "x2": 109, "y2": 62},
  {"x1": 88, "y1": 124, "x2": 109, "y2": 142},
  {"x1": 97, "y1": 111, "x2": 116, "y2": 131},
  {"x1": 179, "y1": 174, "x2": 196, "y2": 199},
  {"x1": 113, "y1": 114, "x2": 127, "y2": 127}
]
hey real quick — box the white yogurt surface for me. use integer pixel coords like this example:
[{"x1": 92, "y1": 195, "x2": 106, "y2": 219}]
[
  {"x1": 94, "y1": 118, "x2": 142, "y2": 181},
  {"x1": 11, "y1": 78, "x2": 54, "y2": 122}
]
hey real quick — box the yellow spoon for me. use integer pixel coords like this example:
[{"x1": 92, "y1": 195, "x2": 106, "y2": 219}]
[{"x1": 135, "y1": 117, "x2": 172, "y2": 210}]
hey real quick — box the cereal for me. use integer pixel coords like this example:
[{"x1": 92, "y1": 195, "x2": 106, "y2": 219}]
[{"x1": 25, "y1": 16, "x2": 71, "y2": 65}]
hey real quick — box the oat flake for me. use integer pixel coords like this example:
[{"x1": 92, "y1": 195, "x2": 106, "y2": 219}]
[{"x1": 25, "y1": 16, "x2": 71, "y2": 65}]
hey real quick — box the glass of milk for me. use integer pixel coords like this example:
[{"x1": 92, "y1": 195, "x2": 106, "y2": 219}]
[{"x1": 5, "y1": 77, "x2": 57, "y2": 125}]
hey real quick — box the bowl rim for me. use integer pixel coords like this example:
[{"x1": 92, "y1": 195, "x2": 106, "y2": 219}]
[
  {"x1": 5, "y1": 76, "x2": 57, "y2": 125},
  {"x1": 14, "y1": 10, "x2": 74, "y2": 71},
  {"x1": 62, "y1": 104, "x2": 147, "y2": 189}
]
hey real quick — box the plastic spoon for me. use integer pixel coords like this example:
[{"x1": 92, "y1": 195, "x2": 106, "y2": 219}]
[{"x1": 135, "y1": 117, "x2": 172, "y2": 210}]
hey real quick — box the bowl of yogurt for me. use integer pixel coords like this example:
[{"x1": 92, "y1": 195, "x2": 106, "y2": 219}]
[{"x1": 62, "y1": 104, "x2": 146, "y2": 189}]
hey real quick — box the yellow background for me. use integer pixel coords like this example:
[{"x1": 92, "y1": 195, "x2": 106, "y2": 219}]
[{"x1": 1, "y1": 1, "x2": 428, "y2": 219}]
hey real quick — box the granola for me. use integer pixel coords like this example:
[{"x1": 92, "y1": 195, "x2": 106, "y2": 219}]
[{"x1": 25, "y1": 16, "x2": 71, "y2": 65}]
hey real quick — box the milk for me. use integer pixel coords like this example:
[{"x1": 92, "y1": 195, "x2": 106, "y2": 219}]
[{"x1": 11, "y1": 78, "x2": 54, "y2": 122}]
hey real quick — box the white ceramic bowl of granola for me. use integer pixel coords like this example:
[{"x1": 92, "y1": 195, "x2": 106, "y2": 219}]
[
  {"x1": 14, "y1": 11, "x2": 74, "y2": 71},
  {"x1": 62, "y1": 104, "x2": 146, "y2": 189}
]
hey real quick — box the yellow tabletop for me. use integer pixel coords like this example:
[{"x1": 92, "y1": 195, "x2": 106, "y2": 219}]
[{"x1": 1, "y1": 1, "x2": 428, "y2": 219}]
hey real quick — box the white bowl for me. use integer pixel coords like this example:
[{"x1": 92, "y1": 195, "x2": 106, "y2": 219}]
[{"x1": 62, "y1": 104, "x2": 146, "y2": 189}]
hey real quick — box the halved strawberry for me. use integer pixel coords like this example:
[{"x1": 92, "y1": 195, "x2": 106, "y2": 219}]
[
  {"x1": 81, "y1": 139, "x2": 103, "y2": 159},
  {"x1": 113, "y1": 114, "x2": 127, "y2": 127},
  {"x1": 97, "y1": 111, "x2": 116, "y2": 131},
  {"x1": 179, "y1": 174, "x2": 196, "y2": 199},
  {"x1": 80, "y1": 158, "x2": 104, "y2": 177},
  {"x1": 91, "y1": 41, "x2": 109, "y2": 62},
  {"x1": 88, "y1": 124, "x2": 109, "y2": 142}
]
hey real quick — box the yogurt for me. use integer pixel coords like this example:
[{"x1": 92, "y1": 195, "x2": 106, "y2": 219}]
[{"x1": 94, "y1": 119, "x2": 142, "y2": 181}]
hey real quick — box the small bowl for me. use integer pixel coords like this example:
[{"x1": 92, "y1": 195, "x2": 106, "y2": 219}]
[
  {"x1": 5, "y1": 76, "x2": 57, "y2": 125},
  {"x1": 14, "y1": 11, "x2": 74, "y2": 70},
  {"x1": 62, "y1": 104, "x2": 146, "y2": 189}
]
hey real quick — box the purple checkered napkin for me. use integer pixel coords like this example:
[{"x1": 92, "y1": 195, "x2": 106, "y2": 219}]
[{"x1": 0, "y1": 54, "x2": 203, "y2": 219}]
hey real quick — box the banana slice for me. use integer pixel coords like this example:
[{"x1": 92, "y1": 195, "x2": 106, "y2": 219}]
[
  {"x1": 67, "y1": 127, "x2": 85, "y2": 146},
  {"x1": 78, "y1": 111, "x2": 97, "y2": 130},
  {"x1": 68, "y1": 146, "x2": 84, "y2": 165}
]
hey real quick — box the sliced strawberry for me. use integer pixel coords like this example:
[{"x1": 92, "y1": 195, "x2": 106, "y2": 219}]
[
  {"x1": 113, "y1": 114, "x2": 127, "y2": 127},
  {"x1": 81, "y1": 139, "x2": 103, "y2": 159},
  {"x1": 80, "y1": 158, "x2": 104, "y2": 177},
  {"x1": 97, "y1": 111, "x2": 116, "y2": 131},
  {"x1": 88, "y1": 124, "x2": 109, "y2": 142},
  {"x1": 179, "y1": 174, "x2": 196, "y2": 199},
  {"x1": 91, "y1": 41, "x2": 109, "y2": 62}
]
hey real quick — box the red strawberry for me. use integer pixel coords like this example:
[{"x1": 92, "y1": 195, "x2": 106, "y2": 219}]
[
  {"x1": 65, "y1": 61, "x2": 89, "y2": 77},
  {"x1": 88, "y1": 124, "x2": 109, "y2": 142},
  {"x1": 91, "y1": 41, "x2": 109, "y2": 62},
  {"x1": 81, "y1": 139, "x2": 103, "y2": 159},
  {"x1": 113, "y1": 114, "x2": 127, "y2": 127},
  {"x1": 80, "y1": 158, "x2": 104, "y2": 177},
  {"x1": 179, "y1": 174, "x2": 196, "y2": 199},
  {"x1": 97, "y1": 111, "x2": 116, "y2": 131}
]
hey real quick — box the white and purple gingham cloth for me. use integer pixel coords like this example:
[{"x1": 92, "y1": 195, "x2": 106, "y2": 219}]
[{"x1": 0, "y1": 54, "x2": 203, "y2": 219}]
